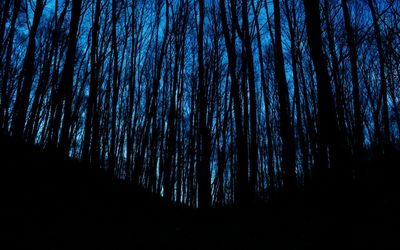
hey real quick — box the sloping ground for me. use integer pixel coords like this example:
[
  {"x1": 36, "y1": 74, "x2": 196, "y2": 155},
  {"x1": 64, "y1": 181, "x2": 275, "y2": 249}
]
[{"x1": 1, "y1": 136, "x2": 400, "y2": 249}]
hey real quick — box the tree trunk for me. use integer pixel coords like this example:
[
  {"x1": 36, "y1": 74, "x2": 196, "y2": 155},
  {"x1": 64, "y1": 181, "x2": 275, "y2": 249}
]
[
  {"x1": 58, "y1": 0, "x2": 82, "y2": 155},
  {"x1": 273, "y1": 0, "x2": 296, "y2": 191},
  {"x1": 283, "y1": 0, "x2": 309, "y2": 186},
  {"x1": 109, "y1": 0, "x2": 120, "y2": 174},
  {"x1": 1, "y1": 0, "x2": 22, "y2": 131},
  {"x1": 11, "y1": 0, "x2": 45, "y2": 139},
  {"x1": 242, "y1": 0, "x2": 259, "y2": 201},
  {"x1": 252, "y1": 0, "x2": 275, "y2": 192},
  {"x1": 219, "y1": 0, "x2": 248, "y2": 207},
  {"x1": 303, "y1": 0, "x2": 346, "y2": 182},
  {"x1": 342, "y1": 0, "x2": 364, "y2": 161},
  {"x1": 197, "y1": 0, "x2": 211, "y2": 209},
  {"x1": 82, "y1": 0, "x2": 101, "y2": 164},
  {"x1": 367, "y1": 0, "x2": 390, "y2": 152}
]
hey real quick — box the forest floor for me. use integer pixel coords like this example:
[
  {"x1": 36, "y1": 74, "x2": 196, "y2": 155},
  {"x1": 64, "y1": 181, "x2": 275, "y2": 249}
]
[{"x1": 1, "y1": 135, "x2": 400, "y2": 249}]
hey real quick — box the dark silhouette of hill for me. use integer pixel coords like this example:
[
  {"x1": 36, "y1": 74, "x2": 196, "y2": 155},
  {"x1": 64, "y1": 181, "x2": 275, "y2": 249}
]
[{"x1": 1, "y1": 135, "x2": 400, "y2": 249}]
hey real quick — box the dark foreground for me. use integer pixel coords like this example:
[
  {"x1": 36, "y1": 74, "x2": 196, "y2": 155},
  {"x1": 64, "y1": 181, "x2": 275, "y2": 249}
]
[{"x1": 1, "y1": 136, "x2": 400, "y2": 249}]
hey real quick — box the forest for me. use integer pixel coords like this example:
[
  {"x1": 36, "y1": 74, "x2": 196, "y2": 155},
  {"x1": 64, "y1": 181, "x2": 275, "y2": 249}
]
[
  {"x1": 1, "y1": 0, "x2": 400, "y2": 247},
  {"x1": 1, "y1": 0, "x2": 400, "y2": 206}
]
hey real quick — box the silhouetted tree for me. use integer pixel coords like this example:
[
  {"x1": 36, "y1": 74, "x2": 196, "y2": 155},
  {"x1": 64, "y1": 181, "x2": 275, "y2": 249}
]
[
  {"x1": 11, "y1": 0, "x2": 45, "y2": 138},
  {"x1": 367, "y1": 0, "x2": 390, "y2": 153},
  {"x1": 1, "y1": 0, "x2": 22, "y2": 131},
  {"x1": 197, "y1": 0, "x2": 211, "y2": 209},
  {"x1": 272, "y1": 0, "x2": 296, "y2": 192},
  {"x1": 303, "y1": 0, "x2": 346, "y2": 180},
  {"x1": 342, "y1": 0, "x2": 364, "y2": 162},
  {"x1": 57, "y1": 0, "x2": 83, "y2": 155}
]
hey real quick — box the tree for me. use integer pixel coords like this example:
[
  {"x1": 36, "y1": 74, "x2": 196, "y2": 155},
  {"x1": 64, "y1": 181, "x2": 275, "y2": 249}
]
[
  {"x1": 272, "y1": 0, "x2": 296, "y2": 191},
  {"x1": 367, "y1": 0, "x2": 390, "y2": 152},
  {"x1": 108, "y1": 0, "x2": 121, "y2": 174},
  {"x1": 0, "y1": 0, "x2": 22, "y2": 131},
  {"x1": 283, "y1": 0, "x2": 310, "y2": 186},
  {"x1": 11, "y1": 0, "x2": 46, "y2": 138},
  {"x1": 241, "y1": 0, "x2": 259, "y2": 200},
  {"x1": 302, "y1": 0, "x2": 346, "y2": 180},
  {"x1": 197, "y1": 0, "x2": 211, "y2": 209},
  {"x1": 57, "y1": 0, "x2": 83, "y2": 155},
  {"x1": 342, "y1": 0, "x2": 364, "y2": 160},
  {"x1": 82, "y1": 0, "x2": 101, "y2": 164},
  {"x1": 219, "y1": 0, "x2": 249, "y2": 206}
]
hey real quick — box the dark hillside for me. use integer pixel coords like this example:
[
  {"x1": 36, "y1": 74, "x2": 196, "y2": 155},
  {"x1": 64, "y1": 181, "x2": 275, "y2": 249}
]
[
  {"x1": 0, "y1": 135, "x2": 191, "y2": 249},
  {"x1": 1, "y1": 136, "x2": 400, "y2": 249}
]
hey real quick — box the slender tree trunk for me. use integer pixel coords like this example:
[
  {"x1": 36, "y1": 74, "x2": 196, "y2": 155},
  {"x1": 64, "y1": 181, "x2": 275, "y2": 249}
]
[
  {"x1": 0, "y1": 0, "x2": 11, "y2": 98},
  {"x1": 0, "y1": 0, "x2": 10, "y2": 59},
  {"x1": 242, "y1": 0, "x2": 258, "y2": 201},
  {"x1": 1, "y1": 0, "x2": 22, "y2": 131},
  {"x1": 252, "y1": 0, "x2": 275, "y2": 192},
  {"x1": 219, "y1": 0, "x2": 248, "y2": 207},
  {"x1": 342, "y1": 0, "x2": 364, "y2": 160},
  {"x1": 323, "y1": 1, "x2": 346, "y2": 134},
  {"x1": 273, "y1": 0, "x2": 296, "y2": 191},
  {"x1": 197, "y1": 0, "x2": 211, "y2": 209},
  {"x1": 11, "y1": 0, "x2": 45, "y2": 139},
  {"x1": 367, "y1": 0, "x2": 390, "y2": 152},
  {"x1": 82, "y1": 0, "x2": 101, "y2": 164},
  {"x1": 109, "y1": 0, "x2": 120, "y2": 174},
  {"x1": 283, "y1": 0, "x2": 309, "y2": 186},
  {"x1": 58, "y1": 0, "x2": 82, "y2": 155},
  {"x1": 126, "y1": 0, "x2": 140, "y2": 180}
]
